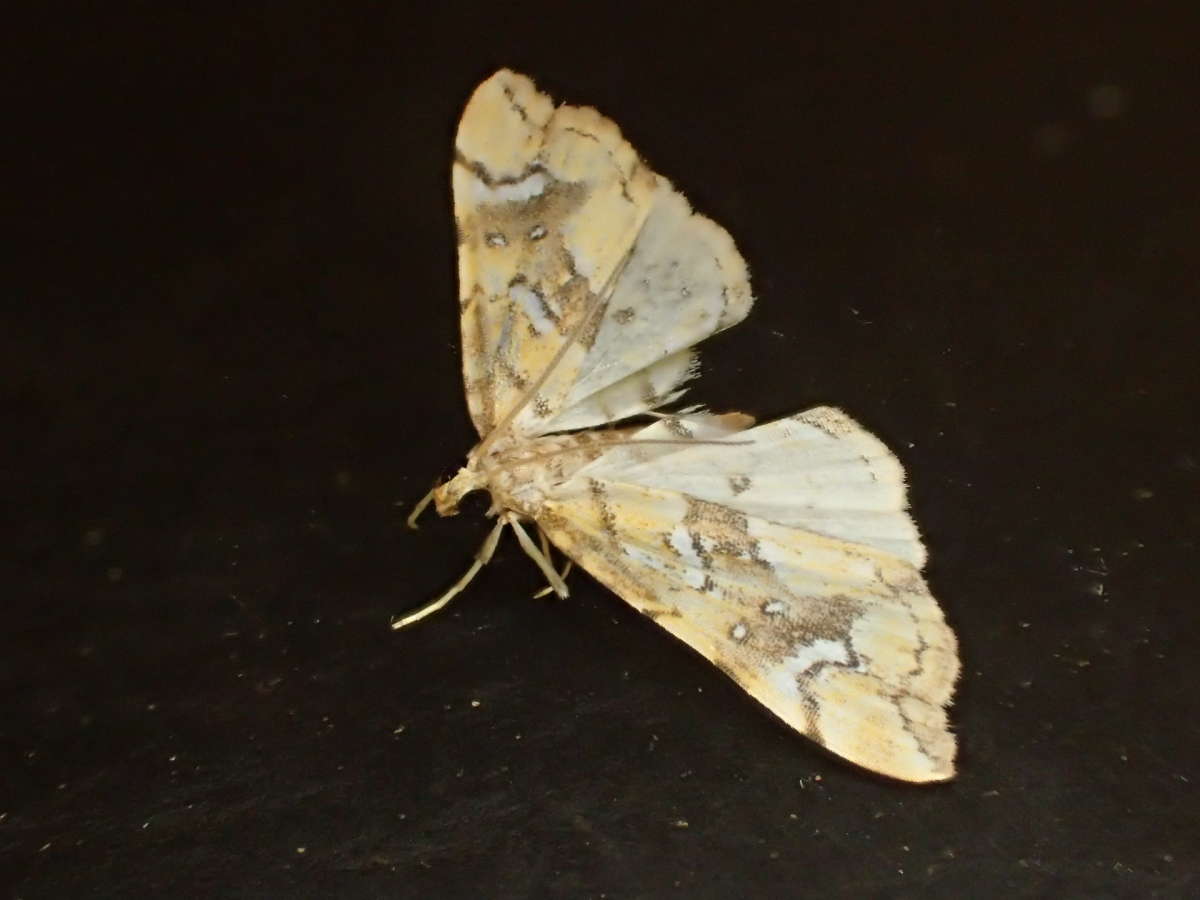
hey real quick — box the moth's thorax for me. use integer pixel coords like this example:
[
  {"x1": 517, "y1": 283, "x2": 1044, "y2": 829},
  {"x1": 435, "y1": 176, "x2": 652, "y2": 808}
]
[{"x1": 434, "y1": 430, "x2": 636, "y2": 518}]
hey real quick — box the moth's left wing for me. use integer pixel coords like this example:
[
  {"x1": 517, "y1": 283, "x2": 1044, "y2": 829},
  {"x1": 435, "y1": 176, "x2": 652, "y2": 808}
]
[{"x1": 537, "y1": 451, "x2": 958, "y2": 782}]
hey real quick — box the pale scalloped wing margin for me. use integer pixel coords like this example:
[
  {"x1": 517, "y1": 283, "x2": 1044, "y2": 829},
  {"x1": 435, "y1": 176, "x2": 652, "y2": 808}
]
[{"x1": 537, "y1": 475, "x2": 958, "y2": 783}]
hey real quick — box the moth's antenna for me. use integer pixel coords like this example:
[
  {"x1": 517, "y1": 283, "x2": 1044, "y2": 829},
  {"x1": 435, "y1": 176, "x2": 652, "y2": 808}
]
[
  {"x1": 391, "y1": 516, "x2": 507, "y2": 629},
  {"x1": 406, "y1": 483, "x2": 440, "y2": 529}
]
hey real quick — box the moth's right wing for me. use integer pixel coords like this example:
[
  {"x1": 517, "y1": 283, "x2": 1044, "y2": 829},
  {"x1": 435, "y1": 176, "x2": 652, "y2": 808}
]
[
  {"x1": 538, "y1": 409, "x2": 958, "y2": 782},
  {"x1": 453, "y1": 70, "x2": 752, "y2": 439}
]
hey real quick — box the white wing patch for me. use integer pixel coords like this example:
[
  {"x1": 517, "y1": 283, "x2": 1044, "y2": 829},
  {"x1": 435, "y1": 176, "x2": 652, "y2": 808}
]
[{"x1": 406, "y1": 70, "x2": 960, "y2": 785}]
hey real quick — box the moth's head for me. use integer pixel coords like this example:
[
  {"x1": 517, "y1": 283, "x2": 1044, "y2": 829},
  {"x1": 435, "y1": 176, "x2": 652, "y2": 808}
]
[{"x1": 433, "y1": 465, "x2": 488, "y2": 516}]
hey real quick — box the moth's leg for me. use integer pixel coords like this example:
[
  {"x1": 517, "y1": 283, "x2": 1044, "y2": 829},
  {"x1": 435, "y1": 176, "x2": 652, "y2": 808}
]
[
  {"x1": 406, "y1": 483, "x2": 440, "y2": 530},
  {"x1": 509, "y1": 515, "x2": 569, "y2": 599},
  {"x1": 391, "y1": 516, "x2": 507, "y2": 629},
  {"x1": 476, "y1": 515, "x2": 506, "y2": 565},
  {"x1": 532, "y1": 560, "x2": 573, "y2": 599},
  {"x1": 532, "y1": 527, "x2": 574, "y2": 599}
]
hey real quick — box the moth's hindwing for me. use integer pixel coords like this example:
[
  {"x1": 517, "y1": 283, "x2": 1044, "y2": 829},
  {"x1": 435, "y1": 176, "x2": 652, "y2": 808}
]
[{"x1": 538, "y1": 410, "x2": 958, "y2": 782}]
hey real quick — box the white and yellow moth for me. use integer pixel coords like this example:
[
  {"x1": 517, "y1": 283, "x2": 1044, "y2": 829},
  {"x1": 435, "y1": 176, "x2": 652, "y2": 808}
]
[{"x1": 398, "y1": 69, "x2": 960, "y2": 783}]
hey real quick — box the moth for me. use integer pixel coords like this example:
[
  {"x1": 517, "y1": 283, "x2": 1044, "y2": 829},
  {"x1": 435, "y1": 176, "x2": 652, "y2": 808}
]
[{"x1": 399, "y1": 69, "x2": 960, "y2": 782}]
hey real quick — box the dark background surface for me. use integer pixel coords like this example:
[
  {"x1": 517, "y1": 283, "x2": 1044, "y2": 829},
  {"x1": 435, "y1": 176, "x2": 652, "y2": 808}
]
[{"x1": 6, "y1": 4, "x2": 1198, "y2": 897}]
